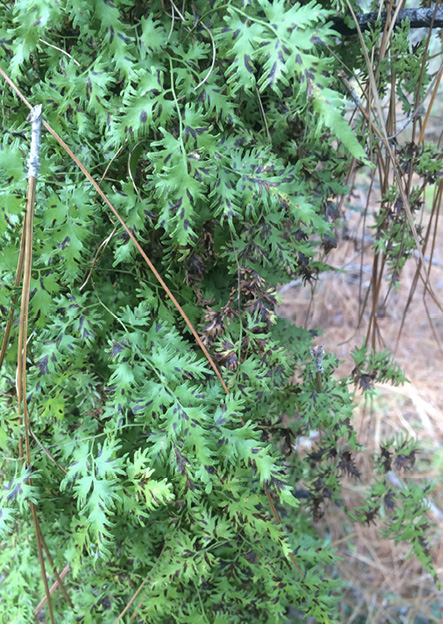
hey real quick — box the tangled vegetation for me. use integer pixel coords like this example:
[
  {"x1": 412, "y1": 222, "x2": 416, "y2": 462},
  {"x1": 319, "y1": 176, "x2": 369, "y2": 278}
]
[{"x1": 0, "y1": 1, "x2": 440, "y2": 622}]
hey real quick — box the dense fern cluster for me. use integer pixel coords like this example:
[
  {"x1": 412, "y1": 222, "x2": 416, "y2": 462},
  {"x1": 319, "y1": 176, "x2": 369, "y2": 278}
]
[{"x1": 0, "y1": 1, "x2": 438, "y2": 622}]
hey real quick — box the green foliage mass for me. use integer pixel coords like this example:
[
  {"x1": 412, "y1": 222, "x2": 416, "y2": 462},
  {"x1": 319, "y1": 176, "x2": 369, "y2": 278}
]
[{"x1": 0, "y1": 0, "x2": 438, "y2": 622}]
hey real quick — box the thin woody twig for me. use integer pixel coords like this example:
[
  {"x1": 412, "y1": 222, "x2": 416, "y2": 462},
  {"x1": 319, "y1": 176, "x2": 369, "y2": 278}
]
[
  {"x1": 79, "y1": 144, "x2": 123, "y2": 291},
  {"x1": 33, "y1": 564, "x2": 70, "y2": 616},
  {"x1": 38, "y1": 38, "x2": 81, "y2": 66},
  {"x1": 112, "y1": 545, "x2": 167, "y2": 623},
  {"x1": 332, "y1": 7, "x2": 443, "y2": 35},
  {"x1": 0, "y1": 222, "x2": 26, "y2": 371},
  {"x1": 343, "y1": 0, "x2": 440, "y2": 310},
  {"x1": 36, "y1": 519, "x2": 74, "y2": 610},
  {"x1": 29, "y1": 427, "x2": 67, "y2": 474},
  {"x1": 15, "y1": 104, "x2": 56, "y2": 624},
  {"x1": 193, "y1": 22, "x2": 217, "y2": 92},
  {"x1": 16, "y1": 104, "x2": 42, "y2": 465}
]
